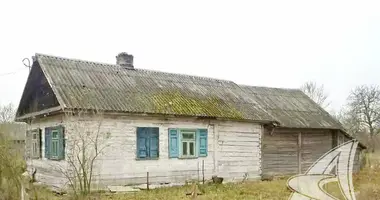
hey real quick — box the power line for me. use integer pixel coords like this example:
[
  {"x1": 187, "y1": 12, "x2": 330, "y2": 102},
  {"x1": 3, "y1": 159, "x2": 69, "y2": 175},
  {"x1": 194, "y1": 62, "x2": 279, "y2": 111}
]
[
  {"x1": 0, "y1": 58, "x2": 32, "y2": 77},
  {"x1": 0, "y1": 68, "x2": 27, "y2": 77}
]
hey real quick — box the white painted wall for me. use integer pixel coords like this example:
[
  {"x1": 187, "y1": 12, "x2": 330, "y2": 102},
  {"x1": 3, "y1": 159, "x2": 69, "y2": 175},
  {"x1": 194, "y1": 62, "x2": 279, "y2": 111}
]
[
  {"x1": 26, "y1": 114, "x2": 262, "y2": 189},
  {"x1": 25, "y1": 114, "x2": 67, "y2": 188}
]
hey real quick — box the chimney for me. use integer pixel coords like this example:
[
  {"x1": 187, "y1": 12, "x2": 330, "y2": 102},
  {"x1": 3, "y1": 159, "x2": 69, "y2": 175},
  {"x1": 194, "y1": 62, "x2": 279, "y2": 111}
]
[{"x1": 116, "y1": 52, "x2": 134, "y2": 69}]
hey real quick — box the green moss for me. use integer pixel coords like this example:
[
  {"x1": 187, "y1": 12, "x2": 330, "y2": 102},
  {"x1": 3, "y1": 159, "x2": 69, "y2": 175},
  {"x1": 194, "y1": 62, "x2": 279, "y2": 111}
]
[{"x1": 151, "y1": 90, "x2": 244, "y2": 119}]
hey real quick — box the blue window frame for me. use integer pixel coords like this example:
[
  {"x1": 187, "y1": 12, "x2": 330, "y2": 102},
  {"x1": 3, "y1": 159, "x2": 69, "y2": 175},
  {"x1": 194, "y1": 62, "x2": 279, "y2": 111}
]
[
  {"x1": 136, "y1": 127, "x2": 159, "y2": 159},
  {"x1": 168, "y1": 128, "x2": 208, "y2": 159}
]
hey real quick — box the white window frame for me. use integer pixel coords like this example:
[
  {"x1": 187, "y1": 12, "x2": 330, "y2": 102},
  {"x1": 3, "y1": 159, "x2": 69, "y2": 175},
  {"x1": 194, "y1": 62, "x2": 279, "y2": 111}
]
[{"x1": 180, "y1": 129, "x2": 197, "y2": 158}]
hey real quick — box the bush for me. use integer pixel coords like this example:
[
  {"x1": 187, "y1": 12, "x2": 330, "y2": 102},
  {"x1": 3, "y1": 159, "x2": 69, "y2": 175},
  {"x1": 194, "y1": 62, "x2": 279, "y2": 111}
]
[{"x1": 0, "y1": 130, "x2": 26, "y2": 200}]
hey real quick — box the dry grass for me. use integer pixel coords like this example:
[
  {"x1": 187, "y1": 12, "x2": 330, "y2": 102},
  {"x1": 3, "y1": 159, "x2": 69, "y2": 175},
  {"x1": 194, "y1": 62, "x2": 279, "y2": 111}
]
[
  {"x1": 31, "y1": 179, "x2": 291, "y2": 200},
  {"x1": 30, "y1": 153, "x2": 380, "y2": 200}
]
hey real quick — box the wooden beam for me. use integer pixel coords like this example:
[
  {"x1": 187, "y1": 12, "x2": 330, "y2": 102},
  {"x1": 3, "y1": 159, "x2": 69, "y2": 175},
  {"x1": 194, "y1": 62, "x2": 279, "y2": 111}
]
[
  {"x1": 15, "y1": 106, "x2": 62, "y2": 121},
  {"x1": 298, "y1": 132, "x2": 302, "y2": 174}
]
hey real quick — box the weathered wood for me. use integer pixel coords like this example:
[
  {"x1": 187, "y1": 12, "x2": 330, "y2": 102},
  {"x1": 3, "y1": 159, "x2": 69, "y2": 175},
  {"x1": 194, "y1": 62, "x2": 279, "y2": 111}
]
[
  {"x1": 217, "y1": 123, "x2": 261, "y2": 181},
  {"x1": 17, "y1": 106, "x2": 62, "y2": 121},
  {"x1": 298, "y1": 132, "x2": 302, "y2": 174},
  {"x1": 262, "y1": 128, "x2": 299, "y2": 175},
  {"x1": 301, "y1": 131, "x2": 333, "y2": 173},
  {"x1": 25, "y1": 115, "x2": 262, "y2": 188},
  {"x1": 262, "y1": 127, "x2": 337, "y2": 176}
]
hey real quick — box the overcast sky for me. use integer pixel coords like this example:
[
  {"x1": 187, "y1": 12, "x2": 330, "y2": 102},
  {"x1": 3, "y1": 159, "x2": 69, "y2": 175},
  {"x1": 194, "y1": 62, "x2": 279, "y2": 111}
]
[{"x1": 0, "y1": 0, "x2": 379, "y2": 114}]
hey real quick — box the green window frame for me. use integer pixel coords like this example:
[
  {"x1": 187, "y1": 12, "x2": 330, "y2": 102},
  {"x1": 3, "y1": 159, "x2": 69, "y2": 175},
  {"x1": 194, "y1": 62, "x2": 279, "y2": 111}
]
[
  {"x1": 51, "y1": 130, "x2": 59, "y2": 159},
  {"x1": 45, "y1": 126, "x2": 65, "y2": 160}
]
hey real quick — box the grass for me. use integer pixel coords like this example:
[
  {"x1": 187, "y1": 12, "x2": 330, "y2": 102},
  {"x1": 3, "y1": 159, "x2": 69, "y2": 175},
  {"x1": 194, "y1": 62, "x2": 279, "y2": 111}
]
[
  {"x1": 31, "y1": 179, "x2": 291, "y2": 200},
  {"x1": 29, "y1": 153, "x2": 380, "y2": 200}
]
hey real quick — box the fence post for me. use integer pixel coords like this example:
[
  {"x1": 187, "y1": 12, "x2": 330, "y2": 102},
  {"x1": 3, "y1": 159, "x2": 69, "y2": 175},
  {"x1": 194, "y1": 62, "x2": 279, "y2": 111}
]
[
  {"x1": 147, "y1": 172, "x2": 149, "y2": 190},
  {"x1": 197, "y1": 161, "x2": 200, "y2": 182},
  {"x1": 202, "y1": 160, "x2": 205, "y2": 184}
]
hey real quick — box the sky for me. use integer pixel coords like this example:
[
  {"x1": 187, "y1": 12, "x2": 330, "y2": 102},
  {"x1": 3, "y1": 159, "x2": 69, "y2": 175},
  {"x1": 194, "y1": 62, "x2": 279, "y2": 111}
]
[{"x1": 0, "y1": 0, "x2": 379, "y2": 114}]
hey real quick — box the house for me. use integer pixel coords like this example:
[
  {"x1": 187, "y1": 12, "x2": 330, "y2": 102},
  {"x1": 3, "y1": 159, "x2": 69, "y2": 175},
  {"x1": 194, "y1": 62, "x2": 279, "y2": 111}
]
[{"x1": 15, "y1": 52, "x2": 366, "y2": 189}]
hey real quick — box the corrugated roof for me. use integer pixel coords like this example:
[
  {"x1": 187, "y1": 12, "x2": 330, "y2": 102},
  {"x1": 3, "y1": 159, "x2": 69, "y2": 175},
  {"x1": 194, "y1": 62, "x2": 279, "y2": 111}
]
[
  {"x1": 239, "y1": 86, "x2": 344, "y2": 129},
  {"x1": 31, "y1": 53, "x2": 343, "y2": 129},
  {"x1": 36, "y1": 53, "x2": 275, "y2": 122}
]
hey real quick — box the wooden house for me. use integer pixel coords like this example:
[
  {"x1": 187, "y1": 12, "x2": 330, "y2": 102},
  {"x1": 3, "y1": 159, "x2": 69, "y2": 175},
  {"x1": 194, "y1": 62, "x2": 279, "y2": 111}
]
[{"x1": 15, "y1": 52, "x2": 366, "y2": 189}]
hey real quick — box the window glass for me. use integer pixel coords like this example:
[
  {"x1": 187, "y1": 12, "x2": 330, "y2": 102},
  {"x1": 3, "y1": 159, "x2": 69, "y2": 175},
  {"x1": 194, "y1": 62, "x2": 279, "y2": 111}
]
[
  {"x1": 52, "y1": 131, "x2": 59, "y2": 139},
  {"x1": 182, "y1": 142, "x2": 188, "y2": 155},
  {"x1": 189, "y1": 142, "x2": 194, "y2": 155},
  {"x1": 52, "y1": 140, "x2": 58, "y2": 157},
  {"x1": 181, "y1": 130, "x2": 196, "y2": 157}
]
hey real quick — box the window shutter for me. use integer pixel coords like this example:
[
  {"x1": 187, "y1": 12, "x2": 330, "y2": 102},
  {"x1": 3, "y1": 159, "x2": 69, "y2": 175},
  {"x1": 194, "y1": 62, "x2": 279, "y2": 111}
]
[
  {"x1": 149, "y1": 128, "x2": 159, "y2": 158},
  {"x1": 198, "y1": 129, "x2": 208, "y2": 157},
  {"x1": 26, "y1": 130, "x2": 32, "y2": 158},
  {"x1": 168, "y1": 129, "x2": 179, "y2": 158},
  {"x1": 37, "y1": 128, "x2": 42, "y2": 158},
  {"x1": 58, "y1": 126, "x2": 65, "y2": 160},
  {"x1": 137, "y1": 128, "x2": 147, "y2": 158},
  {"x1": 44, "y1": 128, "x2": 51, "y2": 159}
]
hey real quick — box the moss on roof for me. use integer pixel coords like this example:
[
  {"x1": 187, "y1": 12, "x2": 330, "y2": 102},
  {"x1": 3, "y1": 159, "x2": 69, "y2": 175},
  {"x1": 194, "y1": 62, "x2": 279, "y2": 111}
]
[
  {"x1": 151, "y1": 90, "x2": 244, "y2": 119},
  {"x1": 15, "y1": 53, "x2": 346, "y2": 130}
]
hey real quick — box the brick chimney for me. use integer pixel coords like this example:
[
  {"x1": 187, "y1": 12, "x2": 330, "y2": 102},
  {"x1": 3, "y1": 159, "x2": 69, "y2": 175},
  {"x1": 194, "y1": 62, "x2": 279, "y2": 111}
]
[{"x1": 116, "y1": 52, "x2": 134, "y2": 69}]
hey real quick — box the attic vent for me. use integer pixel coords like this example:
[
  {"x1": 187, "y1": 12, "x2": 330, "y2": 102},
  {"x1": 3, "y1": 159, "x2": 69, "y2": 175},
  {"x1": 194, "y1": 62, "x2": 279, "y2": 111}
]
[{"x1": 116, "y1": 52, "x2": 134, "y2": 69}]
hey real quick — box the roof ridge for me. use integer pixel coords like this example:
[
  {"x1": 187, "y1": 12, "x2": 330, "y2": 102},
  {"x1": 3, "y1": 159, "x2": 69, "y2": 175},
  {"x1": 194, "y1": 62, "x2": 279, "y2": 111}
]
[
  {"x1": 35, "y1": 53, "x2": 115, "y2": 67},
  {"x1": 35, "y1": 53, "x2": 234, "y2": 83},
  {"x1": 238, "y1": 84, "x2": 302, "y2": 92}
]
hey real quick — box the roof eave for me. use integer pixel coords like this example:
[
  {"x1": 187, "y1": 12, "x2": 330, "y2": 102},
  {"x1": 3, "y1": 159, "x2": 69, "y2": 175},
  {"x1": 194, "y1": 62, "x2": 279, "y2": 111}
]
[{"x1": 15, "y1": 106, "x2": 63, "y2": 122}]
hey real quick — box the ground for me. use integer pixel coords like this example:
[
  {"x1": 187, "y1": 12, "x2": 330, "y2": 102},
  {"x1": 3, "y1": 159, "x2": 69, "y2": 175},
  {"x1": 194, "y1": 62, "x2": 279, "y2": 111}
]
[{"x1": 30, "y1": 159, "x2": 380, "y2": 200}]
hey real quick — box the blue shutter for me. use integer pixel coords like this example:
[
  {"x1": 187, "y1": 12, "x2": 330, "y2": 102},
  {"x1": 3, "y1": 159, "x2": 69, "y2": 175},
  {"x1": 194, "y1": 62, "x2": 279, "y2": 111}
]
[
  {"x1": 149, "y1": 128, "x2": 159, "y2": 158},
  {"x1": 58, "y1": 126, "x2": 65, "y2": 160},
  {"x1": 137, "y1": 128, "x2": 148, "y2": 158},
  {"x1": 198, "y1": 129, "x2": 208, "y2": 157},
  {"x1": 44, "y1": 128, "x2": 51, "y2": 159},
  {"x1": 168, "y1": 129, "x2": 179, "y2": 158}
]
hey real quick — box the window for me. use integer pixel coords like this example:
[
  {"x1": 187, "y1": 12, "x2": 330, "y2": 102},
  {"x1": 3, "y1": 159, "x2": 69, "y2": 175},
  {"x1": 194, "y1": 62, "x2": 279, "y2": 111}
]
[
  {"x1": 136, "y1": 127, "x2": 159, "y2": 159},
  {"x1": 168, "y1": 128, "x2": 208, "y2": 159},
  {"x1": 181, "y1": 131, "x2": 196, "y2": 157},
  {"x1": 45, "y1": 126, "x2": 65, "y2": 160},
  {"x1": 51, "y1": 130, "x2": 59, "y2": 159},
  {"x1": 29, "y1": 129, "x2": 41, "y2": 159}
]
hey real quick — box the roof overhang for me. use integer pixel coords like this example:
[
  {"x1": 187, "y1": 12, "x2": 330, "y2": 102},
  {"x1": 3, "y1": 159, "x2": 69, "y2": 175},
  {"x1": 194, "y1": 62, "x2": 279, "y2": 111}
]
[{"x1": 15, "y1": 106, "x2": 63, "y2": 122}]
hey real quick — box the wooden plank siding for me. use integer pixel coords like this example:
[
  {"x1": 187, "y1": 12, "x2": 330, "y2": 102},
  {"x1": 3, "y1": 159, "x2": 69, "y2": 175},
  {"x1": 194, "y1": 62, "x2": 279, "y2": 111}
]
[
  {"x1": 338, "y1": 130, "x2": 364, "y2": 173},
  {"x1": 262, "y1": 128, "x2": 364, "y2": 177},
  {"x1": 300, "y1": 130, "x2": 333, "y2": 173},
  {"x1": 217, "y1": 122, "x2": 261, "y2": 181},
  {"x1": 25, "y1": 114, "x2": 262, "y2": 189},
  {"x1": 261, "y1": 128, "x2": 299, "y2": 175}
]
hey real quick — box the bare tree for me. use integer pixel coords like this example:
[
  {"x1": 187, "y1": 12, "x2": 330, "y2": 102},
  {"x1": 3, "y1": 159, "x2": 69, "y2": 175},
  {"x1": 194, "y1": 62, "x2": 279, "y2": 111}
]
[
  {"x1": 53, "y1": 110, "x2": 111, "y2": 198},
  {"x1": 334, "y1": 107, "x2": 363, "y2": 136},
  {"x1": 0, "y1": 103, "x2": 16, "y2": 123},
  {"x1": 300, "y1": 81, "x2": 331, "y2": 109},
  {"x1": 347, "y1": 84, "x2": 380, "y2": 151}
]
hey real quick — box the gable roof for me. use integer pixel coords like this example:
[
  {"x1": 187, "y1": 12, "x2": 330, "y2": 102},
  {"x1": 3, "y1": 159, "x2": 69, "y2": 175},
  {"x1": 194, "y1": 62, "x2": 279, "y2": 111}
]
[{"x1": 16, "y1": 53, "x2": 344, "y2": 131}]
